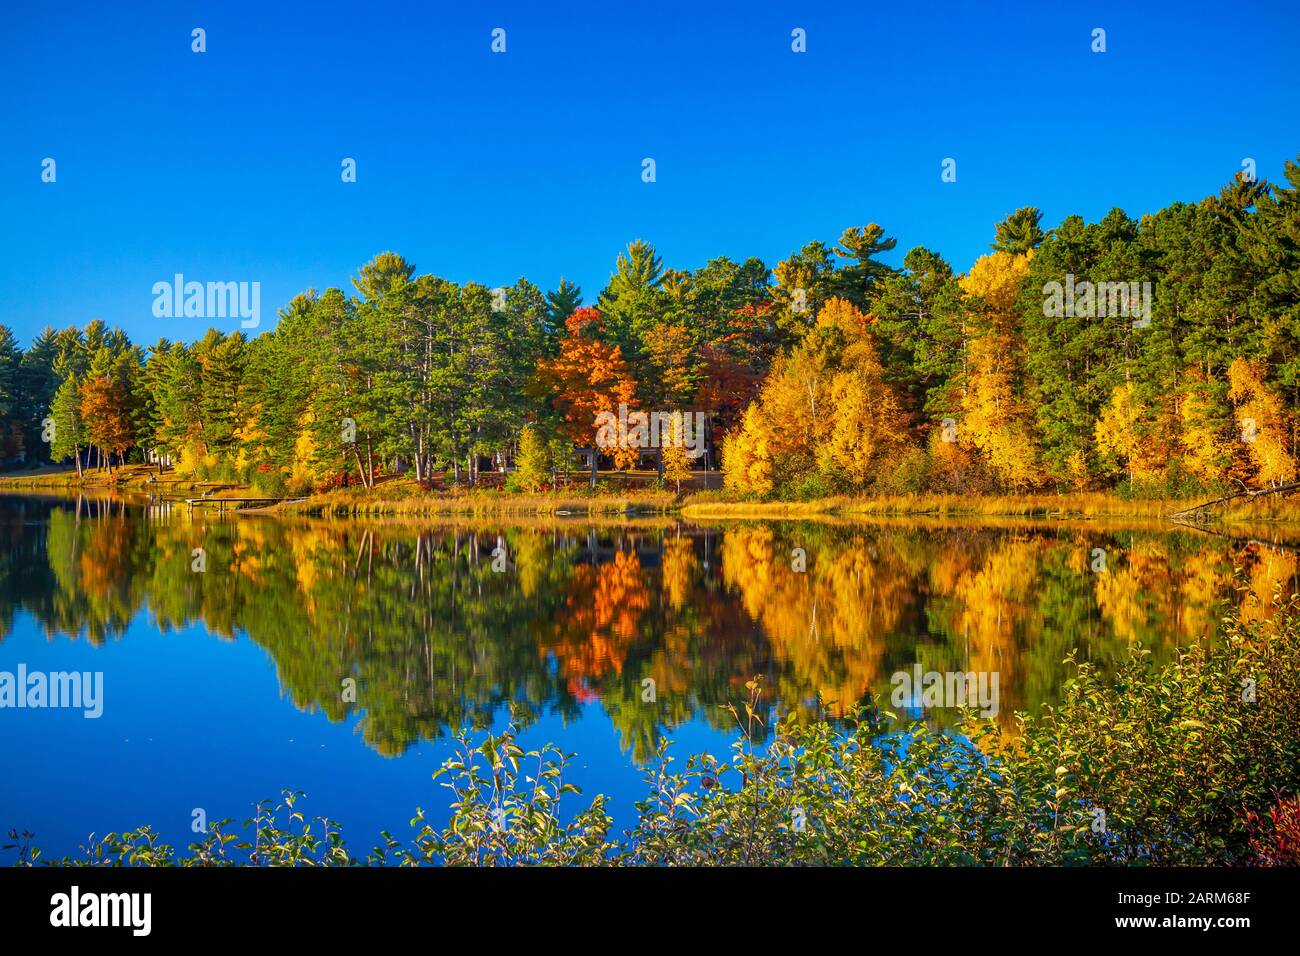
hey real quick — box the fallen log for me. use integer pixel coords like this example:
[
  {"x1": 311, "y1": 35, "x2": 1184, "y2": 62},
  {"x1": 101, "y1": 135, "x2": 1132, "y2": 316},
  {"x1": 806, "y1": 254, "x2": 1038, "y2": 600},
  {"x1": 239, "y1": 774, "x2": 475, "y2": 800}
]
[
  {"x1": 1170, "y1": 479, "x2": 1300, "y2": 520},
  {"x1": 1170, "y1": 518, "x2": 1300, "y2": 556}
]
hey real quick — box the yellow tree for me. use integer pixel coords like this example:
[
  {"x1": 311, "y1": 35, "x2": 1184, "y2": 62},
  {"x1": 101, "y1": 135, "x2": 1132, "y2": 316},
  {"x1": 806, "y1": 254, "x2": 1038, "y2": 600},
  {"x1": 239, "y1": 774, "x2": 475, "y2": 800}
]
[
  {"x1": 818, "y1": 335, "x2": 909, "y2": 485},
  {"x1": 722, "y1": 403, "x2": 775, "y2": 496},
  {"x1": 514, "y1": 424, "x2": 550, "y2": 492},
  {"x1": 287, "y1": 410, "x2": 325, "y2": 493},
  {"x1": 758, "y1": 346, "x2": 834, "y2": 458},
  {"x1": 1178, "y1": 371, "x2": 1232, "y2": 484},
  {"x1": 722, "y1": 296, "x2": 914, "y2": 494},
  {"x1": 957, "y1": 251, "x2": 1040, "y2": 489},
  {"x1": 661, "y1": 416, "x2": 693, "y2": 493},
  {"x1": 1094, "y1": 382, "x2": 1170, "y2": 484},
  {"x1": 720, "y1": 337, "x2": 832, "y2": 494},
  {"x1": 1228, "y1": 357, "x2": 1297, "y2": 485}
]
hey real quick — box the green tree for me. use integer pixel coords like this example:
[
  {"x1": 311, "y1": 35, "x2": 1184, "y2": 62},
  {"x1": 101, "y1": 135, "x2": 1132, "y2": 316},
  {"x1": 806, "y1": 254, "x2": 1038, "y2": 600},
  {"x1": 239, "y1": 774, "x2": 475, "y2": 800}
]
[
  {"x1": 545, "y1": 278, "x2": 583, "y2": 336},
  {"x1": 992, "y1": 207, "x2": 1045, "y2": 255},
  {"x1": 49, "y1": 375, "x2": 84, "y2": 476}
]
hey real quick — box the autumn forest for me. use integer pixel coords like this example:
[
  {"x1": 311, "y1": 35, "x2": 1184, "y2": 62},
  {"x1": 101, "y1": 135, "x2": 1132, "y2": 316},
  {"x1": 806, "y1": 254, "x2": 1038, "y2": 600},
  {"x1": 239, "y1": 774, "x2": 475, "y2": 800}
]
[{"x1": 3, "y1": 157, "x2": 1300, "y2": 503}]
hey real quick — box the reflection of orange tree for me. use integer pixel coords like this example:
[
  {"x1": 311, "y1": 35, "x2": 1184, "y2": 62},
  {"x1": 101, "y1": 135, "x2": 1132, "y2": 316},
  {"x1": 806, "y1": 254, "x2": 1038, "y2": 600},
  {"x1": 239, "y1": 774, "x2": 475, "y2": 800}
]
[
  {"x1": 43, "y1": 506, "x2": 143, "y2": 645},
  {"x1": 78, "y1": 511, "x2": 135, "y2": 634},
  {"x1": 537, "y1": 542, "x2": 686, "y2": 764},
  {"x1": 539, "y1": 549, "x2": 649, "y2": 700},
  {"x1": 589, "y1": 531, "x2": 774, "y2": 761}
]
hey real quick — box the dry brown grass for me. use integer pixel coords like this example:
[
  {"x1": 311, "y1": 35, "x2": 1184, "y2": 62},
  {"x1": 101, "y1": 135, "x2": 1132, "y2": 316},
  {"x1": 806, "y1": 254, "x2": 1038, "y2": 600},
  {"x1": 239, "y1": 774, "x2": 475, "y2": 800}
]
[
  {"x1": 282, "y1": 476, "x2": 677, "y2": 516},
  {"x1": 681, "y1": 491, "x2": 1300, "y2": 524}
]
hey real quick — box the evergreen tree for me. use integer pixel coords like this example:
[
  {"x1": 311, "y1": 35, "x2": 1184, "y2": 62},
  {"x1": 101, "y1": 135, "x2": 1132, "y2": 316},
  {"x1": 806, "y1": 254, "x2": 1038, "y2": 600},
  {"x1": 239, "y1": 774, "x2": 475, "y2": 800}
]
[
  {"x1": 992, "y1": 207, "x2": 1045, "y2": 255},
  {"x1": 544, "y1": 278, "x2": 583, "y2": 335},
  {"x1": 48, "y1": 375, "x2": 84, "y2": 475}
]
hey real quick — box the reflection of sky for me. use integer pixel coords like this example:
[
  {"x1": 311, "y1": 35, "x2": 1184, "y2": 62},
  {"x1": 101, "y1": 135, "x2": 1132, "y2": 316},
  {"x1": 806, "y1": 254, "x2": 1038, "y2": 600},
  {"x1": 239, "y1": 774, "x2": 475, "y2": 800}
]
[{"x1": 0, "y1": 610, "x2": 735, "y2": 860}]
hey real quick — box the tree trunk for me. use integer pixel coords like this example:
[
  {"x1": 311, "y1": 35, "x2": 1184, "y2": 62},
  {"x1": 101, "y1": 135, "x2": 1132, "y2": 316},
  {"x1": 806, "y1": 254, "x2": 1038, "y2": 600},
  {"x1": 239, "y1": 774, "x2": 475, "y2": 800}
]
[{"x1": 353, "y1": 447, "x2": 368, "y2": 489}]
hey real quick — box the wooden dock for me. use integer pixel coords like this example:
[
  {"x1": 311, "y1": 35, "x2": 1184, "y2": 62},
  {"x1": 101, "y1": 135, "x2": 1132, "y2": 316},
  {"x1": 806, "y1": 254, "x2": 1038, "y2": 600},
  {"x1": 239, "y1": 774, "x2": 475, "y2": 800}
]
[{"x1": 185, "y1": 496, "x2": 285, "y2": 514}]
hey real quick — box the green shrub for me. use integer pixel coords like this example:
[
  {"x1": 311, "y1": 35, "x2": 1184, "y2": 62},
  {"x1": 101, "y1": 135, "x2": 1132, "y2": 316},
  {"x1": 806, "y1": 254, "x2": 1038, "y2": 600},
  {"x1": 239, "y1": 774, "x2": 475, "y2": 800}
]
[
  {"x1": 778, "y1": 471, "x2": 837, "y2": 501},
  {"x1": 1113, "y1": 461, "x2": 1228, "y2": 501},
  {"x1": 874, "y1": 447, "x2": 933, "y2": 496}
]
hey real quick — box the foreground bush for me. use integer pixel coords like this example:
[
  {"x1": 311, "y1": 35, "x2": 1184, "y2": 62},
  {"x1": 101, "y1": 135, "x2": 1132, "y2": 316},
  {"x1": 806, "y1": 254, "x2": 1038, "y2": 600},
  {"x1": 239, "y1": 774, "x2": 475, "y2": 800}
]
[{"x1": 9, "y1": 593, "x2": 1300, "y2": 867}]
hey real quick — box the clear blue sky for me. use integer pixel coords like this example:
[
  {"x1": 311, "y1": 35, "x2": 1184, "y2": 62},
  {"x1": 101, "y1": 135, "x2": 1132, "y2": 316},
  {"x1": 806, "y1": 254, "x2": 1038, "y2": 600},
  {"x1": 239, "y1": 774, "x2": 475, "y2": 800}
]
[{"x1": 2, "y1": 0, "x2": 1298, "y2": 347}]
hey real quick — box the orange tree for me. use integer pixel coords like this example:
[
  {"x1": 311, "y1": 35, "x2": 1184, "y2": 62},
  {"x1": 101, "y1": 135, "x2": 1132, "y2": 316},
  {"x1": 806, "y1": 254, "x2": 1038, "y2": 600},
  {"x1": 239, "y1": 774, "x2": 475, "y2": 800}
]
[{"x1": 533, "y1": 308, "x2": 638, "y2": 484}]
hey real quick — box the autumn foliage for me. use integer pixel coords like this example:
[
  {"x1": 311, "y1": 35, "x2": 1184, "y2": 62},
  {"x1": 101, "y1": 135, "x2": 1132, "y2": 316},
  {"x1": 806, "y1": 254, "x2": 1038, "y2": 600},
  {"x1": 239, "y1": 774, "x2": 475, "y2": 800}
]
[
  {"x1": 724, "y1": 298, "x2": 909, "y2": 496},
  {"x1": 534, "y1": 308, "x2": 638, "y2": 453}
]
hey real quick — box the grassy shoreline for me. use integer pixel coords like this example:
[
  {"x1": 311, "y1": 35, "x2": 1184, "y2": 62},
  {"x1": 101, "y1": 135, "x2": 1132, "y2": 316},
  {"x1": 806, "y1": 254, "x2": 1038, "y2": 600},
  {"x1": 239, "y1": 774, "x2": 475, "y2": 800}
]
[
  {"x1": 5, "y1": 466, "x2": 1300, "y2": 524},
  {"x1": 679, "y1": 492, "x2": 1277, "y2": 521}
]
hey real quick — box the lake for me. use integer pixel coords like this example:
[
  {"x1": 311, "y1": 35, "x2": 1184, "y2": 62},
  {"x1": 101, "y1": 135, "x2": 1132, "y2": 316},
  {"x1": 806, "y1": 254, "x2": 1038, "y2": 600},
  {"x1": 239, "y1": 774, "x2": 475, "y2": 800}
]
[{"x1": 1, "y1": 492, "x2": 1295, "y2": 858}]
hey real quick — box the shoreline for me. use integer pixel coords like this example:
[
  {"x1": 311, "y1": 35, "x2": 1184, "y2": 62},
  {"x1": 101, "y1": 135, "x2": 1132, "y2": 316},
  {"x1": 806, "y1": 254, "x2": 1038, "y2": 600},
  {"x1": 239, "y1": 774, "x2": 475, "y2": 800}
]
[{"x1": 5, "y1": 467, "x2": 1300, "y2": 525}]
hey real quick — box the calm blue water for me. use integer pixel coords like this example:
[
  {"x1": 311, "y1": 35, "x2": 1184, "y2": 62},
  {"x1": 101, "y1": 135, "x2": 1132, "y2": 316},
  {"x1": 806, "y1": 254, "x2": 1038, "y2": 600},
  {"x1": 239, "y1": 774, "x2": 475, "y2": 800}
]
[
  {"x1": 0, "y1": 606, "x2": 738, "y2": 858},
  {"x1": 0, "y1": 492, "x2": 1266, "y2": 861}
]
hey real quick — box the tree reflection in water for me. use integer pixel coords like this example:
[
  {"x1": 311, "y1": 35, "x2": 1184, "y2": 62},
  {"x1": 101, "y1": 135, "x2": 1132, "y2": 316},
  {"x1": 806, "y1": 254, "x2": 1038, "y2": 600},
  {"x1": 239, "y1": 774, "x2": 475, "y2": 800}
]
[{"x1": 1, "y1": 494, "x2": 1293, "y2": 763}]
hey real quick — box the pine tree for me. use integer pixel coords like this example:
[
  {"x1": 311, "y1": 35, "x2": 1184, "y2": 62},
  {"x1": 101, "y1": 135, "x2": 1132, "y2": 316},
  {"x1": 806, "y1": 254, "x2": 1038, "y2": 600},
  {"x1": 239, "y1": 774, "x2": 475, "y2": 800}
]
[
  {"x1": 992, "y1": 207, "x2": 1045, "y2": 255},
  {"x1": 544, "y1": 279, "x2": 583, "y2": 334},
  {"x1": 598, "y1": 240, "x2": 665, "y2": 352},
  {"x1": 15, "y1": 326, "x2": 59, "y2": 462},
  {"x1": 832, "y1": 223, "x2": 898, "y2": 307},
  {"x1": 49, "y1": 375, "x2": 84, "y2": 475}
]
